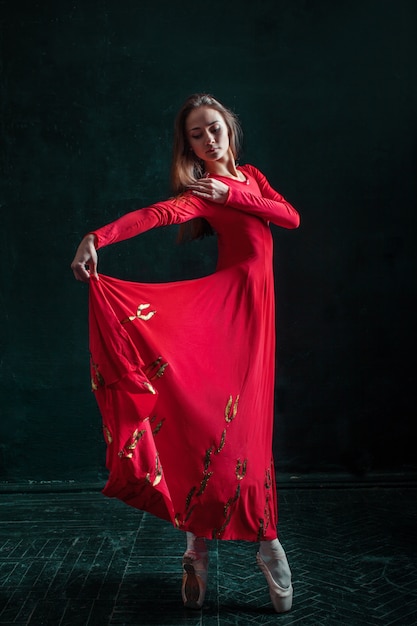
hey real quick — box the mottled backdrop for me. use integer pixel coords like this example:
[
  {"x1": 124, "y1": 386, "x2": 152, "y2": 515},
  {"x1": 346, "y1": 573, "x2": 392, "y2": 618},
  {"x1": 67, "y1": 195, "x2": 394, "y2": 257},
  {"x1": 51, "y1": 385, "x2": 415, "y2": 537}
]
[{"x1": 1, "y1": 0, "x2": 416, "y2": 484}]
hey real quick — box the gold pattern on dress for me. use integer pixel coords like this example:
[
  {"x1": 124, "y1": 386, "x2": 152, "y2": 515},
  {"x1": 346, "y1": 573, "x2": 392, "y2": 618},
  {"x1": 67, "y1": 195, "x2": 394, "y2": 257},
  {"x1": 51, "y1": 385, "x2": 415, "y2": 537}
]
[
  {"x1": 224, "y1": 484, "x2": 241, "y2": 517},
  {"x1": 225, "y1": 395, "x2": 239, "y2": 423},
  {"x1": 145, "y1": 454, "x2": 163, "y2": 486},
  {"x1": 257, "y1": 519, "x2": 265, "y2": 542},
  {"x1": 142, "y1": 381, "x2": 156, "y2": 394},
  {"x1": 151, "y1": 418, "x2": 165, "y2": 435},
  {"x1": 224, "y1": 396, "x2": 232, "y2": 420},
  {"x1": 145, "y1": 357, "x2": 169, "y2": 380},
  {"x1": 121, "y1": 303, "x2": 156, "y2": 324},
  {"x1": 197, "y1": 471, "x2": 213, "y2": 496},
  {"x1": 215, "y1": 429, "x2": 226, "y2": 454},
  {"x1": 154, "y1": 362, "x2": 168, "y2": 378},
  {"x1": 257, "y1": 464, "x2": 273, "y2": 539},
  {"x1": 185, "y1": 505, "x2": 197, "y2": 522},
  {"x1": 265, "y1": 467, "x2": 272, "y2": 489},
  {"x1": 152, "y1": 473, "x2": 162, "y2": 486},
  {"x1": 204, "y1": 447, "x2": 214, "y2": 472},
  {"x1": 185, "y1": 486, "x2": 196, "y2": 511},
  {"x1": 90, "y1": 358, "x2": 105, "y2": 391},
  {"x1": 235, "y1": 459, "x2": 248, "y2": 481},
  {"x1": 182, "y1": 391, "x2": 241, "y2": 528},
  {"x1": 119, "y1": 450, "x2": 133, "y2": 459},
  {"x1": 263, "y1": 498, "x2": 271, "y2": 535},
  {"x1": 212, "y1": 485, "x2": 241, "y2": 538},
  {"x1": 103, "y1": 425, "x2": 113, "y2": 445},
  {"x1": 118, "y1": 428, "x2": 146, "y2": 458},
  {"x1": 127, "y1": 428, "x2": 146, "y2": 450},
  {"x1": 174, "y1": 514, "x2": 181, "y2": 528},
  {"x1": 146, "y1": 357, "x2": 162, "y2": 373}
]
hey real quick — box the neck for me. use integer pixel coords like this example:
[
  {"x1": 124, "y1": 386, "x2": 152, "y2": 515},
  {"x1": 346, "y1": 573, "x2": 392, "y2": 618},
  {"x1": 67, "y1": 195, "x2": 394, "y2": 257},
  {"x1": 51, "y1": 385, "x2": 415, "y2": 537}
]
[{"x1": 204, "y1": 149, "x2": 239, "y2": 179}]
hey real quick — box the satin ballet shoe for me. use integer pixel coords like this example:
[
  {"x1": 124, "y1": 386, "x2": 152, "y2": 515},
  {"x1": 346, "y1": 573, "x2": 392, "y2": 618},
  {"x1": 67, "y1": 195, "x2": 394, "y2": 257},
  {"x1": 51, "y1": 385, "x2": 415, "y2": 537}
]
[
  {"x1": 181, "y1": 549, "x2": 208, "y2": 609},
  {"x1": 256, "y1": 552, "x2": 293, "y2": 613}
]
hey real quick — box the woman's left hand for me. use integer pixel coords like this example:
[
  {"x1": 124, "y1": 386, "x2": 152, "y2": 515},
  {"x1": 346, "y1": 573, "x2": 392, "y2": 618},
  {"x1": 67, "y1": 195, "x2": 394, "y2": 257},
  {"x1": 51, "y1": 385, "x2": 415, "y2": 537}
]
[{"x1": 187, "y1": 178, "x2": 229, "y2": 203}]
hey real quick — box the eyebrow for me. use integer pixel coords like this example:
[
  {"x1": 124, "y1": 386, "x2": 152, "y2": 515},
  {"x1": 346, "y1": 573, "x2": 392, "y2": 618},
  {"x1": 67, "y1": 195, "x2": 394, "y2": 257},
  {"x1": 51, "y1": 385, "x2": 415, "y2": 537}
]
[{"x1": 188, "y1": 120, "x2": 221, "y2": 132}]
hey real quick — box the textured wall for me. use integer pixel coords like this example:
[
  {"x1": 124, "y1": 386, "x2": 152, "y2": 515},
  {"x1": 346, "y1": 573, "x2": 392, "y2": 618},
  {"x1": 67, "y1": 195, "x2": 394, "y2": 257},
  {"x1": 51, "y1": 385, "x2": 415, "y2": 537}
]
[{"x1": 1, "y1": 0, "x2": 416, "y2": 483}]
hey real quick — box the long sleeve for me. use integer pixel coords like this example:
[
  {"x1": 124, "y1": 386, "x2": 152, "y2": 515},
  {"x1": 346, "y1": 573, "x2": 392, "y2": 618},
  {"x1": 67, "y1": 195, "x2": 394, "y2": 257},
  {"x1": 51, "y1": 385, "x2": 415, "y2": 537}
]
[
  {"x1": 225, "y1": 165, "x2": 300, "y2": 229},
  {"x1": 91, "y1": 194, "x2": 205, "y2": 249}
]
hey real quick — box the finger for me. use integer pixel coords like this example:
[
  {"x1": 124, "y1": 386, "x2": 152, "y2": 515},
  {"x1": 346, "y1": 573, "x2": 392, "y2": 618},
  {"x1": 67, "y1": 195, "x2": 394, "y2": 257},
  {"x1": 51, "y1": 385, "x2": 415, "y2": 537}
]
[
  {"x1": 72, "y1": 262, "x2": 90, "y2": 283},
  {"x1": 191, "y1": 190, "x2": 212, "y2": 198},
  {"x1": 188, "y1": 185, "x2": 206, "y2": 193},
  {"x1": 189, "y1": 179, "x2": 212, "y2": 188},
  {"x1": 90, "y1": 261, "x2": 99, "y2": 279}
]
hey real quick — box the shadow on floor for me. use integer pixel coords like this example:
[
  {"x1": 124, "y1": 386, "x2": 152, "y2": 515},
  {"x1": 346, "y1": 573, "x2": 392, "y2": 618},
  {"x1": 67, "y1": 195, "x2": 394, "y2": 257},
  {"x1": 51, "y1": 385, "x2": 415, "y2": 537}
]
[{"x1": 0, "y1": 484, "x2": 416, "y2": 625}]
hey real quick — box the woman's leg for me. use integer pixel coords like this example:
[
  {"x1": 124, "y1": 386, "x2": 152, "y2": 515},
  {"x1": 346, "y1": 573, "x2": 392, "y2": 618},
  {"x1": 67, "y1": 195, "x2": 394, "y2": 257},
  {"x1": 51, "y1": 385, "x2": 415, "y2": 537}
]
[
  {"x1": 185, "y1": 531, "x2": 207, "y2": 556},
  {"x1": 259, "y1": 538, "x2": 292, "y2": 588},
  {"x1": 257, "y1": 538, "x2": 293, "y2": 613},
  {"x1": 182, "y1": 532, "x2": 209, "y2": 610}
]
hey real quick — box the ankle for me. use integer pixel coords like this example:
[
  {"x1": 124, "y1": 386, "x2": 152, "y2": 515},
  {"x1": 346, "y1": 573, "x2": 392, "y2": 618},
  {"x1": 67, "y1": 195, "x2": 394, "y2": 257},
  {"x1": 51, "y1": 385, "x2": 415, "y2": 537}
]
[
  {"x1": 259, "y1": 538, "x2": 285, "y2": 560},
  {"x1": 186, "y1": 532, "x2": 207, "y2": 556},
  {"x1": 258, "y1": 539, "x2": 292, "y2": 589}
]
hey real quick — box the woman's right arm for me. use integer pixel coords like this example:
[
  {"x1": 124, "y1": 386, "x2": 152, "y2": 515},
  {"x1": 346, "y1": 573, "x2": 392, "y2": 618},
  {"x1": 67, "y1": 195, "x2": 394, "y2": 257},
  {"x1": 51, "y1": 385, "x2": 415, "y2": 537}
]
[{"x1": 70, "y1": 195, "x2": 204, "y2": 282}]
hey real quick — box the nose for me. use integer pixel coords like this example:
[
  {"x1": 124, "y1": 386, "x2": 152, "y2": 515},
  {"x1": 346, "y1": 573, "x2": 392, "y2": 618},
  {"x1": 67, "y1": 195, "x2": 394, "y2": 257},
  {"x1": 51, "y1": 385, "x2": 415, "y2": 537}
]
[{"x1": 205, "y1": 131, "x2": 215, "y2": 144}]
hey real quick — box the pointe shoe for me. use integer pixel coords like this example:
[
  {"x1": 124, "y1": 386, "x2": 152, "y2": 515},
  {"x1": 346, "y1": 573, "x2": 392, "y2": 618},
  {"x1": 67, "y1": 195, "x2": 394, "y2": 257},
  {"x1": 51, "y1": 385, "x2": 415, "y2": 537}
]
[
  {"x1": 181, "y1": 549, "x2": 208, "y2": 609},
  {"x1": 256, "y1": 552, "x2": 293, "y2": 613}
]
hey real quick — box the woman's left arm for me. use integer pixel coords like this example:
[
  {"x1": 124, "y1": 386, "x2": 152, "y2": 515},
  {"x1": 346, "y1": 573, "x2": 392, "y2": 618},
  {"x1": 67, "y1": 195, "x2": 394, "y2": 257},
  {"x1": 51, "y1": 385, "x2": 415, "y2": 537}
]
[
  {"x1": 188, "y1": 166, "x2": 300, "y2": 229},
  {"x1": 225, "y1": 165, "x2": 300, "y2": 229}
]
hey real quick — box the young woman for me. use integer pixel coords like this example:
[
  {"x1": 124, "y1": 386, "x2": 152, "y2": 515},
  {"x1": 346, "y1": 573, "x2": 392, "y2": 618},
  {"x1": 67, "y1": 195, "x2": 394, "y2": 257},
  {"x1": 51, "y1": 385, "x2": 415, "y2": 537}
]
[{"x1": 71, "y1": 93, "x2": 300, "y2": 613}]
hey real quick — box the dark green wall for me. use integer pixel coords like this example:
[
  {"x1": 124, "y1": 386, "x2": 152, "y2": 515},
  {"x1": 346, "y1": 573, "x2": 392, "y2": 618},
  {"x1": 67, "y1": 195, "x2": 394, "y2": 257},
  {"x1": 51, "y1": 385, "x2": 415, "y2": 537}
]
[{"x1": 1, "y1": 0, "x2": 416, "y2": 484}]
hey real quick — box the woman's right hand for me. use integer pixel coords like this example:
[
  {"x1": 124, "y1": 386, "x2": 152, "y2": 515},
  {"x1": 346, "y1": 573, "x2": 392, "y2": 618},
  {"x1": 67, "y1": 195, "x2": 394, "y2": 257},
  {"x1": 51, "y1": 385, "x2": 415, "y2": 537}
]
[{"x1": 71, "y1": 234, "x2": 98, "y2": 282}]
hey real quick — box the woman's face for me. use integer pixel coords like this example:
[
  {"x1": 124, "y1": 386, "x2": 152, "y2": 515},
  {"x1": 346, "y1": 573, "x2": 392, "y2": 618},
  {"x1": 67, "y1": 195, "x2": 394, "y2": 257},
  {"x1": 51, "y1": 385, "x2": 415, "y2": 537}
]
[{"x1": 185, "y1": 106, "x2": 230, "y2": 165}]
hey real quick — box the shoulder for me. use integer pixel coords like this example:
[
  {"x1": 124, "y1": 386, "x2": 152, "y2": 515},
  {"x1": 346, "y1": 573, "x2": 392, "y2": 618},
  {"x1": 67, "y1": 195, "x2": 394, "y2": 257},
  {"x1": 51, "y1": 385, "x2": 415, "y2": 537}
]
[
  {"x1": 151, "y1": 191, "x2": 208, "y2": 219},
  {"x1": 239, "y1": 163, "x2": 265, "y2": 180}
]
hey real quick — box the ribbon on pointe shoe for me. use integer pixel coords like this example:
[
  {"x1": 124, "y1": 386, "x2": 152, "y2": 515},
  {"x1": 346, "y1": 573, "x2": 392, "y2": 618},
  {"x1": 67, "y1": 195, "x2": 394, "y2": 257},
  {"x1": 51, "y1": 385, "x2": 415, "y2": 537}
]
[{"x1": 181, "y1": 549, "x2": 209, "y2": 610}]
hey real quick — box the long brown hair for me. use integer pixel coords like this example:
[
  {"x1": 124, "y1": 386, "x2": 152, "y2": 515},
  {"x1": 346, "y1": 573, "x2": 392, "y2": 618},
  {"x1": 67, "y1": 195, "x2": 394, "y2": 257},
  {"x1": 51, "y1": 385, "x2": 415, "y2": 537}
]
[{"x1": 171, "y1": 93, "x2": 243, "y2": 241}]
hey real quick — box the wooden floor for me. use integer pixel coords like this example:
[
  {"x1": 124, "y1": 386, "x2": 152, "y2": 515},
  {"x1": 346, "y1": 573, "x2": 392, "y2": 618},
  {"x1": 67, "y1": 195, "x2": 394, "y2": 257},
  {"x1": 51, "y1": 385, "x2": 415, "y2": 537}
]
[{"x1": 0, "y1": 483, "x2": 416, "y2": 625}]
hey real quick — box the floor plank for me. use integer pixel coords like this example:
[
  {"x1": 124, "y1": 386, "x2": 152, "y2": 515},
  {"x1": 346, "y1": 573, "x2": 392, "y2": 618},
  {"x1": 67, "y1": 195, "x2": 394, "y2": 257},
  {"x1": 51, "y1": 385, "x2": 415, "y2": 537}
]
[{"x1": 0, "y1": 486, "x2": 416, "y2": 625}]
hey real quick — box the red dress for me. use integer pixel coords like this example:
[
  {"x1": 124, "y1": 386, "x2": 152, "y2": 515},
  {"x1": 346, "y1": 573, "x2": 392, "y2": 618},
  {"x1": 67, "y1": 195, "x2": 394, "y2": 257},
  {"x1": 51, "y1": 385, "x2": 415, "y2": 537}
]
[{"x1": 88, "y1": 164, "x2": 300, "y2": 541}]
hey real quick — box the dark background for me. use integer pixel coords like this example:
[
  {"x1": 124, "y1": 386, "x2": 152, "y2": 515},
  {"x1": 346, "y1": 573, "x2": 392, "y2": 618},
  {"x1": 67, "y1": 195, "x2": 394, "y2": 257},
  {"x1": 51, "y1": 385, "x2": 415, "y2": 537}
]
[{"x1": 1, "y1": 0, "x2": 416, "y2": 487}]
